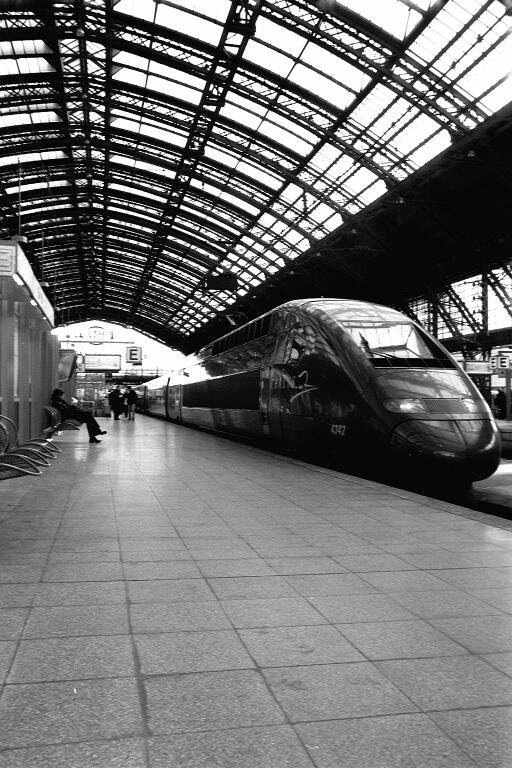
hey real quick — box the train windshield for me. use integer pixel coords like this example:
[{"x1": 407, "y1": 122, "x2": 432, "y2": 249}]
[{"x1": 343, "y1": 321, "x2": 454, "y2": 368}]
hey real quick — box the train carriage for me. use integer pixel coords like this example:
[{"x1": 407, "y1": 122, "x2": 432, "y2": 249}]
[{"x1": 137, "y1": 299, "x2": 501, "y2": 483}]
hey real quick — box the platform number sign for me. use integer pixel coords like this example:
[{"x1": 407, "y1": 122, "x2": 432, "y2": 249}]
[
  {"x1": 126, "y1": 346, "x2": 142, "y2": 365},
  {"x1": 491, "y1": 355, "x2": 510, "y2": 370}
]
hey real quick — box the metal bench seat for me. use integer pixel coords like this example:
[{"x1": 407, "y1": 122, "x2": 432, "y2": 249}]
[
  {"x1": 0, "y1": 421, "x2": 45, "y2": 477},
  {"x1": 0, "y1": 416, "x2": 57, "y2": 463},
  {"x1": 0, "y1": 451, "x2": 42, "y2": 477},
  {"x1": 43, "y1": 406, "x2": 81, "y2": 436}
]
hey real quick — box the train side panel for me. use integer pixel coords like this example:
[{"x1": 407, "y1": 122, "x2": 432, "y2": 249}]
[
  {"x1": 264, "y1": 309, "x2": 373, "y2": 456},
  {"x1": 181, "y1": 369, "x2": 262, "y2": 436},
  {"x1": 166, "y1": 384, "x2": 182, "y2": 422},
  {"x1": 142, "y1": 377, "x2": 169, "y2": 419}
]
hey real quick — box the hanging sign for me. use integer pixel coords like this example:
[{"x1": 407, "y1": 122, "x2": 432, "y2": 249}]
[{"x1": 126, "y1": 346, "x2": 142, "y2": 364}]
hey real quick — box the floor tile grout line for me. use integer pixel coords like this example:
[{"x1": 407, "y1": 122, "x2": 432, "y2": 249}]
[{"x1": 114, "y1": 489, "x2": 156, "y2": 768}]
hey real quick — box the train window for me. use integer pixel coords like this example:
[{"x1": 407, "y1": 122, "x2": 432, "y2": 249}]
[
  {"x1": 209, "y1": 314, "x2": 273, "y2": 357},
  {"x1": 343, "y1": 321, "x2": 454, "y2": 368},
  {"x1": 375, "y1": 369, "x2": 474, "y2": 400}
]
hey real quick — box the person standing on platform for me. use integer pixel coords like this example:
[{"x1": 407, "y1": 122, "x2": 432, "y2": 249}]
[
  {"x1": 51, "y1": 389, "x2": 107, "y2": 444},
  {"x1": 108, "y1": 386, "x2": 123, "y2": 420},
  {"x1": 494, "y1": 389, "x2": 506, "y2": 419},
  {"x1": 125, "y1": 386, "x2": 138, "y2": 421}
]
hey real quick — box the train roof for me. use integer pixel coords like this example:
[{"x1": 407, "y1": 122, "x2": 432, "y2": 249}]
[
  {"x1": 199, "y1": 298, "x2": 407, "y2": 354},
  {"x1": 295, "y1": 298, "x2": 406, "y2": 323}
]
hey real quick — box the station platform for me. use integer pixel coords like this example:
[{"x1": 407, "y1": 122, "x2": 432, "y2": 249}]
[{"x1": 2, "y1": 417, "x2": 512, "y2": 767}]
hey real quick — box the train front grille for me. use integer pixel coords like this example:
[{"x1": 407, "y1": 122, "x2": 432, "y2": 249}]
[{"x1": 423, "y1": 398, "x2": 466, "y2": 414}]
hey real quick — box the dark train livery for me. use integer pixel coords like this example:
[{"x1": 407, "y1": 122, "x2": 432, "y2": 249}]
[{"x1": 137, "y1": 299, "x2": 501, "y2": 482}]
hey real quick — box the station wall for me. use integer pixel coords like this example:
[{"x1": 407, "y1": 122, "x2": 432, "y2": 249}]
[{"x1": 0, "y1": 276, "x2": 59, "y2": 443}]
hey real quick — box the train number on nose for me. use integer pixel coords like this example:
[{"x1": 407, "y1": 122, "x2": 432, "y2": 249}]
[{"x1": 330, "y1": 424, "x2": 347, "y2": 436}]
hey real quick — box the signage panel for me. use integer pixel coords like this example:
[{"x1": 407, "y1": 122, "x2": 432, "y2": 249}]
[
  {"x1": 84, "y1": 354, "x2": 121, "y2": 372},
  {"x1": 491, "y1": 355, "x2": 510, "y2": 370},
  {"x1": 0, "y1": 244, "x2": 15, "y2": 274},
  {"x1": 464, "y1": 361, "x2": 491, "y2": 375},
  {"x1": 0, "y1": 240, "x2": 54, "y2": 325},
  {"x1": 126, "y1": 346, "x2": 142, "y2": 364}
]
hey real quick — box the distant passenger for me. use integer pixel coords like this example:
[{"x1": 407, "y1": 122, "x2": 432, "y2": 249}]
[
  {"x1": 51, "y1": 389, "x2": 107, "y2": 444},
  {"x1": 494, "y1": 390, "x2": 506, "y2": 420},
  {"x1": 122, "y1": 388, "x2": 129, "y2": 418},
  {"x1": 125, "y1": 386, "x2": 138, "y2": 421},
  {"x1": 108, "y1": 386, "x2": 123, "y2": 420}
]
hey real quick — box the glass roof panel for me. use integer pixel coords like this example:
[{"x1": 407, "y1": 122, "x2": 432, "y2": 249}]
[
  {"x1": 1, "y1": 57, "x2": 54, "y2": 75},
  {"x1": 300, "y1": 42, "x2": 370, "y2": 93},
  {"x1": 235, "y1": 160, "x2": 282, "y2": 190},
  {"x1": 0, "y1": 40, "x2": 52, "y2": 56},
  {"x1": 390, "y1": 113, "x2": 441, "y2": 155},
  {"x1": 244, "y1": 40, "x2": 294, "y2": 78},
  {"x1": 203, "y1": 146, "x2": 238, "y2": 170},
  {"x1": 337, "y1": 0, "x2": 421, "y2": 39},
  {"x1": 156, "y1": 4, "x2": 222, "y2": 46},
  {"x1": 288, "y1": 63, "x2": 354, "y2": 109},
  {"x1": 114, "y1": 0, "x2": 156, "y2": 22},
  {"x1": 458, "y1": 41, "x2": 512, "y2": 101},
  {"x1": 220, "y1": 102, "x2": 264, "y2": 130},
  {"x1": 147, "y1": 74, "x2": 203, "y2": 104},
  {"x1": 256, "y1": 16, "x2": 307, "y2": 57},
  {"x1": 0, "y1": 150, "x2": 67, "y2": 167},
  {"x1": 258, "y1": 119, "x2": 313, "y2": 155},
  {"x1": 112, "y1": 66, "x2": 147, "y2": 88},
  {"x1": 480, "y1": 77, "x2": 512, "y2": 113},
  {"x1": 3, "y1": 0, "x2": 511, "y2": 346}
]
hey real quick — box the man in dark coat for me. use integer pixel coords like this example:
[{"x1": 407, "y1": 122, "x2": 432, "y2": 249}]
[
  {"x1": 51, "y1": 389, "x2": 107, "y2": 444},
  {"x1": 108, "y1": 386, "x2": 123, "y2": 420}
]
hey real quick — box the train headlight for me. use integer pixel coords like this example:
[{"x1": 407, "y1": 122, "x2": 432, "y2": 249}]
[{"x1": 383, "y1": 398, "x2": 427, "y2": 413}]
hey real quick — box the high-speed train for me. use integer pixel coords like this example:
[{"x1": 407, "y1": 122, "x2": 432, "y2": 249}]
[{"x1": 136, "y1": 299, "x2": 501, "y2": 482}]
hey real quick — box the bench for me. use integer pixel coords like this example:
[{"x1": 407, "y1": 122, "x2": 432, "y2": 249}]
[
  {"x1": 43, "y1": 406, "x2": 81, "y2": 436},
  {"x1": 0, "y1": 419, "x2": 45, "y2": 477},
  {"x1": 0, "y1": 414, "x2": 58, "y2": 465}
]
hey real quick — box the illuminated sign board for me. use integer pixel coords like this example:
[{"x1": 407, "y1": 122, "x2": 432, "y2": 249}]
[
  {"x1": 84, "y1": 354, "x2": 121, "y2": 371},
  {"x1": 0, "y1": 240, "x2": 54, "y2": 326},
  {"x1": 464, "y1": 361, "x2": 491, "y2": 375}
]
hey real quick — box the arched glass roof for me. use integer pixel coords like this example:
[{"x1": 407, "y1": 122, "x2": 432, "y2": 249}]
[{"x1": 1, "y1": 0, "x2": 511, "y2": 348}]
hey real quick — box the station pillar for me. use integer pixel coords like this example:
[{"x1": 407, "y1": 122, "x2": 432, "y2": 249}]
[{"x1": 0, "y1": 240, "x2": 58, "y2": 442}]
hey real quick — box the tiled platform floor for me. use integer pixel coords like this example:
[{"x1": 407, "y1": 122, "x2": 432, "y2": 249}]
[{"x1": 1, "y1": 416, "x2": 512, "y2": 767}]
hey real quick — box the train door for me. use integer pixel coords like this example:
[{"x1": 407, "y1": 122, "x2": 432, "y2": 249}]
[
  {"x1": 259, "y1": 368, "x2": 272, "y2": 437},
  {"x1": 166, "y1": 381, "x2": 182, "y2": 421},
  {"x1": 261, "y1": 328, "x2": 292, "y2": 442},
  {"x1": 264, "y1": 330, "x2": 310, "y2": 443},
  {"x1": 262, "y1": 365, "x2": 288, "y2": 441}
]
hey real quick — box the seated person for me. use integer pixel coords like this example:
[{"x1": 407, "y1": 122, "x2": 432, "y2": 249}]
[{"x1": 50, "y1": 389, "x2": 107, "y2": 444}]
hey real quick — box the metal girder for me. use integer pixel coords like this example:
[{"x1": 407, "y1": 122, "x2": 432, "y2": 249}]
[
  {"x1": 417, "y1": 292, "x2": 465, "y2": 343},
  {"x1": 41, "y1": 1, "x2": 92, "y2": 307},
  {"x1": 443, "y1": 285, "x2": 483, "y2": 335},
  {"x1": 1, "y1": 0, "x2": 511, "y2": 347},
  {"x1": 128, "y1": 0, "x2": 263, "y2": 321},
  {"x1": 100, "y1": 0, "x2": 114, "y2": 311},
  {"x1": 265, "y1": 0, "x2": 483, "y2": 135},
  {"x1": 487, "y1": 270, "x2": 512, "y2": 322},
  {"x1": 105, "y1": 19, "x2": 411, "y2": 181}
]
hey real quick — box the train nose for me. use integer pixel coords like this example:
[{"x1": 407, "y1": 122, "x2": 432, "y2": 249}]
[{"x1": 390, "y1": 419, "x2": 501, "y2": 480}]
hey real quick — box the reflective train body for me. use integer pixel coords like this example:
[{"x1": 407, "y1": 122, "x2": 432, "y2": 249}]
[{"x1": 137, "y1": 299, "x2": 501, "y2": 482}]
